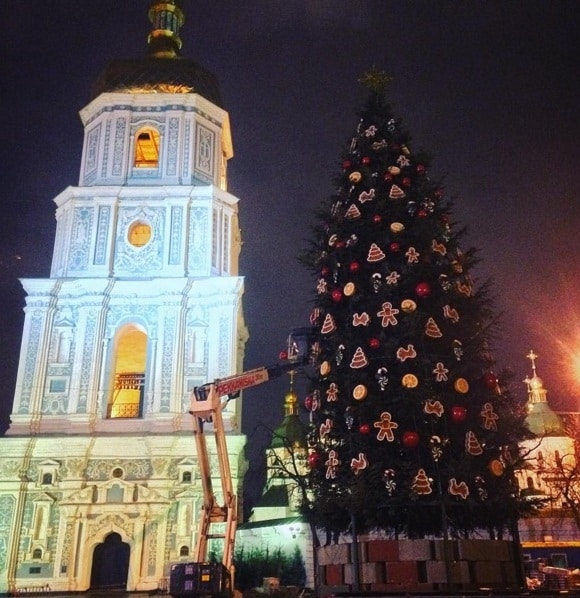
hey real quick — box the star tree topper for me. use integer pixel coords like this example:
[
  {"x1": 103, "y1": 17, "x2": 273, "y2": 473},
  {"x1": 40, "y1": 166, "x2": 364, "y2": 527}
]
[{"x1": 358, "y1": 66, "x2": 393, "y2": 93}]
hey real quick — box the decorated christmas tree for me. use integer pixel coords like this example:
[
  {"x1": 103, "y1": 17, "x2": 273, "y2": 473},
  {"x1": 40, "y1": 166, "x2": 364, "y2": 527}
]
[{"x1": 301, "y1": 73, "x2": 533, "y2": 539}]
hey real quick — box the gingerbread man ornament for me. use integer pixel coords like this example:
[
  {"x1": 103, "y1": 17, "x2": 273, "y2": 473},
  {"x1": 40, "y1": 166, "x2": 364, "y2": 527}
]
[{"x1": 374, "y1": 411, "x2": 398, "y2": 441}]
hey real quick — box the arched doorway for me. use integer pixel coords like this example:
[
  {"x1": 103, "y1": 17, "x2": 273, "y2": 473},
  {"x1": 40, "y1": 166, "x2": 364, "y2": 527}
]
[{"x1": 90, "y1": 532, "x2": 130, "y2": 590}]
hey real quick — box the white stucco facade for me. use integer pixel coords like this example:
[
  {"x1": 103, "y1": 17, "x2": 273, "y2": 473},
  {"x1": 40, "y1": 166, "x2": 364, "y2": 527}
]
[{"x1": 0, "y1": 20, "x2": 248, "y2": 594}]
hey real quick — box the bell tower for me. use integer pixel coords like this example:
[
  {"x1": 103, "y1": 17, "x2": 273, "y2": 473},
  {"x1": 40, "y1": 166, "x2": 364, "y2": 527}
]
[
  {"x1": 9, "y1": 0, "x2": 245, "y2": 436},
  {"x1": 0, "y1": 4, "x2": 247, "y2": 593}
]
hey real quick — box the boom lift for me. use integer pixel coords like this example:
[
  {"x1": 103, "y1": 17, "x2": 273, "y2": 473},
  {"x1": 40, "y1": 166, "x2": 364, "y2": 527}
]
[{"x1": 169, "y1": 329, "x2": 311, "y2": 598}]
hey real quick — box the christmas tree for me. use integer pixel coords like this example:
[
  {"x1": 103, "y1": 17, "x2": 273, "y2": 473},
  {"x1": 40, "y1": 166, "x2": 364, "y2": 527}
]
[{"x1": 301, "y1": 73, "x2": 532, "y2": 540}]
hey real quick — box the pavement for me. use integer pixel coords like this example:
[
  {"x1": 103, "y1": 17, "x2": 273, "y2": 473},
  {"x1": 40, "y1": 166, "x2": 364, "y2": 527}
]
[{"x1": 5, "y1": 592, "x2": 162, "y2": 598}]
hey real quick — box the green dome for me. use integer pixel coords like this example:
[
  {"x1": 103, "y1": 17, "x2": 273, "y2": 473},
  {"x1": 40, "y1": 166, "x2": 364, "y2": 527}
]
[
  {"x1": 271, "y1": 415, "x2": 307, "y2": 449},
  {"x1": 525, "y1": 402, "x2": 565, "y2": 436}
]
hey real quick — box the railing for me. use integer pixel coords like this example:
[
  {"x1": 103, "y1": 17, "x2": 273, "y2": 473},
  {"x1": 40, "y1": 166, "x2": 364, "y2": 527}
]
[
  {"x1": 107, "y1": 402, "x2": 141, "y2": 418},
  {"x1": 115, "y1": 372, "x2": 145, "y2": 389}
]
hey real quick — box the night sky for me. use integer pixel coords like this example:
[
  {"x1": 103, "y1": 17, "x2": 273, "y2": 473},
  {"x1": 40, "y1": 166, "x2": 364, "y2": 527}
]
[{"x1": 1, "y1": 2, "x2": 579, "y2": 502}]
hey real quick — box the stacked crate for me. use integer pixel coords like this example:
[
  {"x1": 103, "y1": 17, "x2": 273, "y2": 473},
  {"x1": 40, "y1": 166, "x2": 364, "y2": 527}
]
[{"x1": 317, "y1": 538, "x2": 519, "y2": 595}]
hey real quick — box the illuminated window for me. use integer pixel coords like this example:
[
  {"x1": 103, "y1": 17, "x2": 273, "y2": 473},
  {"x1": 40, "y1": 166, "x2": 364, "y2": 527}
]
[
  {"x1": 128, "y1": 221, "x2": 152, "y2": 247},
  {"x1": 108, "y1": 325, "x2": 147, "y2": 419},
  {"x1": 134, "y1": 128, "x2": 160, "y2": 168}
]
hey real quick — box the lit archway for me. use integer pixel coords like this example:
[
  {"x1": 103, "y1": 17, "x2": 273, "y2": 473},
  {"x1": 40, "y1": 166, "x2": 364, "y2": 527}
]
[
  {"x1": 108, "y1": 324, "x2": 147, "y2": 419},
  {"x1": 134, "y1": 127, "x2": 160, "y2": 168}
]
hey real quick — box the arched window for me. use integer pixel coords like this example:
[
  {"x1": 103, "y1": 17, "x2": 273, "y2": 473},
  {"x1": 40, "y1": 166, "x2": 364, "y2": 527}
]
[
  {"x1": 134, "y1": 127, "x2": 160, "y2": 168},
  {"x1": 42, "y1": 473, "x2": 53, "y2": 485},
  {"x1": 32, "y1": 548, "x2": 43, "y2": 560},
  {"x1": 181, "y1": 471, "x2": 192, "y2": 483},
  {"x1": 108, "y1": 325, "x2": 147, "y2": 419},
  {"x1": 179, "y1": 546, "x2": 190, "y2": 557}
]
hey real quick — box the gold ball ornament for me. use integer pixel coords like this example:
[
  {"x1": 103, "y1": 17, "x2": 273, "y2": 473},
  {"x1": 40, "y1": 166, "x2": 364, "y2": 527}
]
[
  {"x1": 343, "y1": 282, "x2": 356, "y2": 297},
  {"x1": 454, "y1": 378, "x2": 469, "y2": 394},
  {"x1": 349, "y1": 171, "x2": 362, "y2": 183},
  {"x1": 401, "y1": 299, "x2": 417, "y2": 313},
  {"x1": 320, "y1": 361, "x2": 331, "y2": 377},
  {"x1": 390, "y1": 222, "x2": 405, "y2": 233},
  {"x1": 352, "y1": 384, "x2": 368, "y2": 400},
  {"x1": 489, "y1": 459, "x2": 504, "y2": 476},
  {"x1": 402, "y1": 374, "x2": 419, "y2": 388},
  {"x1": 388, "y1": 165, "x2": 401, "y2": 175}
]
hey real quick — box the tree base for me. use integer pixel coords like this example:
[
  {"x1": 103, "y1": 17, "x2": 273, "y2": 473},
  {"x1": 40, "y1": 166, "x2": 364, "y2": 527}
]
[{"x1": 317, "y1": 538, "x2": 524, "y2": 595}]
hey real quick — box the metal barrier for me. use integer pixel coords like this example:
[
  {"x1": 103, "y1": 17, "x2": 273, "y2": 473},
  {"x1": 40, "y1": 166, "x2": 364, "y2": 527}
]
[
  {"x1": 157, "y1": 577, "x2": 169, "y2": 594},
  {"x1": 14, "y1": 585, "x2": 51, "y2": 596}
]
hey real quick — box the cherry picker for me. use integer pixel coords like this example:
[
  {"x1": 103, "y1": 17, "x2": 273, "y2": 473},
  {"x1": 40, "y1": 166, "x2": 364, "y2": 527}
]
[{"x1": 169, "y1": 329, "x2": 311, "y2": 598}]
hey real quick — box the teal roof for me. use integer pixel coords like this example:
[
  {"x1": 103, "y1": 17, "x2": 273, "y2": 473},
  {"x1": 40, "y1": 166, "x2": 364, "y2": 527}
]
[{"x1": 238, "y1": 516, "x2": 305, "y2": 531}]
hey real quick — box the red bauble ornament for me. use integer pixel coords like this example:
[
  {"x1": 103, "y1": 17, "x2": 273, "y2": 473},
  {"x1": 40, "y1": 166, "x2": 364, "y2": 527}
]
[
  {"x1": 383, "y1": 173, "x2": 393, "y2": 182},
  {"x1": 359, "y1": 423, "x2": 371, "y2": 435},
  {"x1": 342, "y1": 160, "x2": 352, "y2": 170},
  {"x1": 435, "y1": 188, "x2": 445, "y2": 199},
  {"x1": 373, "y1": 214, "x2": 382, "y2": 224},
  {"x1": 402, "y1": 431, "x2": 420, "y2": 448},
  {"x1": 483, "y1": 371, "x2": 498, "y2": 390},
  {"x1": 331, "y1": 288, "x2": 343, "y2": 303},
  {"x1": 416, "y1": 164, "x2": 426, "y2": 174},
  {"x1": 402, "y1": 177, "x2": 411, "y2": 187},
  {"x1": 417, "y1": 209, "x2": 428, "y2": 217},
  {"x1": 349, "y1": 261, "x2": 360, "y2": 273},
  {"x1": 389, "y1": 242, "x2": 401, "y2": 253},
  {"x1": 368, "y1": 338, "x2": 380, "y2": 350},
  {"x1": 336, "y1": 240, "x2": 346, "y2": 248},
  {"x1": 321, "y1": 266, "x2": 330, "y2": 277},
  {"x1": 362, "y1": 156, "x2": 371, "y2": 165},
  {"x1": 308, "y1": 452, "x2": 321, "y2": 468},
  {"x1": 279, "y1": 351, "x2": 288, "y2": 360},
  {"x1": 415, "y1": 282, "x2": 431, "y2": 298},
  {"x1": 451, "y1": 405, "x2": 468, "y2": 423},
  {"x1": 304, "y1": 395, "x2": 315, "y2": 411}
]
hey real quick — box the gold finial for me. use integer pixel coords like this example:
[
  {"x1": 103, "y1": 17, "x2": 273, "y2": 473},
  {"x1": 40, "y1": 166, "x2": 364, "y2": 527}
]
[
  {"x1": 358, "y1": 66, "x2": 393, "y2": 93},
  {"x1": 284, "y1": 370, "x2": 298, "y2": 416},
  {"x1": 147, "y1": 1, "x2": 185, "y2": 57}
]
